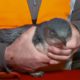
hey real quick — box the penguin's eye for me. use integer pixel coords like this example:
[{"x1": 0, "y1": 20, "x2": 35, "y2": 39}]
[{"x1": 48, "y1": 30, "x2": 57, "y2": 39}]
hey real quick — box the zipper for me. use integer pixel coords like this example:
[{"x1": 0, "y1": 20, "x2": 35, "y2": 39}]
[
  {"x1": 27, "y1": 0, "x2": 41, "y2": 24},
  {"x1": 33, "y1": 0, "x2": 37, "y2": 6}
]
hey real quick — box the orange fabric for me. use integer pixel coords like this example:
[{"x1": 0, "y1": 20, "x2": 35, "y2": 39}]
[
  {"x1": 0, "y1": 0, "x2": 70, "y2": 29},
  {"x1": 37, "y1": 0, "x2": 70, "y2": 24},
  {"x1": 0, "y1": 0, "x2": 32, "y2": 29}
]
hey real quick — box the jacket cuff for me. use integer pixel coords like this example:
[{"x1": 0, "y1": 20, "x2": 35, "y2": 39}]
[
  {"x1": 0, "y1": 43, "x2": 11, "y2": 72},
  {"x1": 71, "y1": 21, "x2": 80, "y2": 32}
]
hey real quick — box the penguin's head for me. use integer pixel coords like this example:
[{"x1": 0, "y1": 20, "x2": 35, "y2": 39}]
[{"x1": 42, "y1": 18, "x2": 72, "y2": 46}]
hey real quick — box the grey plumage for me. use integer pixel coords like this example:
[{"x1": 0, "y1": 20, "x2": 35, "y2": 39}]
[
  {"x1": 31, "y1": 18, "x2": 72, "y2": 77},
  {"x1": 0, "y1": 18, "x2": 72, "y2": 77}
]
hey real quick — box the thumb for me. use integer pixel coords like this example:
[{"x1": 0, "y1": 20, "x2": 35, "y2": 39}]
[
  {"x1": 27, "y1": 26, "x2": 36, "y2": 39},
  {"x1": 22, "y1": 26, "x2": 37, "y2": 40}
]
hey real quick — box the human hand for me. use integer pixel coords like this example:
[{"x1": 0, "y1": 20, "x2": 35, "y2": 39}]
[
  {"x1": 4, "y1": 26, "x2": 50, "y2": 72},
  {"x1": 66, "y1": 23, "x2": 80, "y2": 51},
  {"x1": 48, "y1": 23, "x2": 80, "y2": 65}
]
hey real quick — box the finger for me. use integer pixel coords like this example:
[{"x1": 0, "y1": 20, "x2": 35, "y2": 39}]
[
  {"x1": 49, "y1": 60, "x2": 60, "y2": 65},
  {"x1": 21, "y1": 63, "x2": 48, "y2": 71},
  {"x1": 48, "y1": 52, "x2": 71, "y2": 61},
  {"x1": 35, "y1": 53, "x2": 50, "y2": 63},
  {"x1": 27, "y1": 26, "x2": 36, "y2": 39},
  {"x1": 66, "y1": 24, "x2": 80, "y2": 49},
  {"x1": 48, "y1": 46, "x2": 72, "y2": 56}
]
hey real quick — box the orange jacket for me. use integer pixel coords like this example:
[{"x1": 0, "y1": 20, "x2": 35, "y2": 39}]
[{"x1": 0, "y1": 0, "x2": 70, "y2": 29}]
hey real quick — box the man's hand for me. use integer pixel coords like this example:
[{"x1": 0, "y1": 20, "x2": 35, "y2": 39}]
[
  {"x1": 4, "y1": 26, "x2": 50, "y2": 72},
  {"x1": 48, "y1": 24, "x2": 80, "y2": 64},
  {"x1": 66, "y1": 24, "x2": 80, "y2": 51}
]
